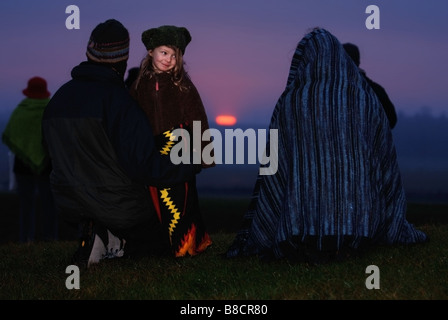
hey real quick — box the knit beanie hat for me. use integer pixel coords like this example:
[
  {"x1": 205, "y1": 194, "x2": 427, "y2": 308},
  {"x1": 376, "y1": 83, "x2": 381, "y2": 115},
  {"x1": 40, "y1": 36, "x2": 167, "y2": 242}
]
[
  {"x1": 141, "y1": 25, "x2": 191, "y2": 55},
  {"x1": 86, "y1": 19, "x2": 130, "y2": 64}
]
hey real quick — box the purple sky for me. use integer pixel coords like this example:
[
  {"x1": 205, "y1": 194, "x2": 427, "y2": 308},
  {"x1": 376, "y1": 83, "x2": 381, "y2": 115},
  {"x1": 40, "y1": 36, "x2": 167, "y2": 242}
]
[{"x1": 1, "y1": 0, "x2": 447, "y2": 126}]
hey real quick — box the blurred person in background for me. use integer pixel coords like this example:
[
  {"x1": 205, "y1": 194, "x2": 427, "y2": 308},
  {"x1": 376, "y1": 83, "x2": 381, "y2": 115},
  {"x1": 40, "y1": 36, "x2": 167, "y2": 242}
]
[{"x1": 2, "y1": 76, "x2": 58, "y2": 243}]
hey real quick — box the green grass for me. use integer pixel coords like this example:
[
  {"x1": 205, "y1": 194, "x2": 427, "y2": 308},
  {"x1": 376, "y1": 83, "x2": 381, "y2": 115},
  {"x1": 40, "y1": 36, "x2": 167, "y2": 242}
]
[{"x1": 0, "y1": 196, "x2": 447, "y2": 301}]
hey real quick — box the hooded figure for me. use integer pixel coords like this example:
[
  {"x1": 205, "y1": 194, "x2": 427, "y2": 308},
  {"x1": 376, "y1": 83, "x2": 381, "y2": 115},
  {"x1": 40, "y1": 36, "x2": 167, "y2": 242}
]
[{"x1": 226, "y1": 28, "x2": 427, "y2": 263}]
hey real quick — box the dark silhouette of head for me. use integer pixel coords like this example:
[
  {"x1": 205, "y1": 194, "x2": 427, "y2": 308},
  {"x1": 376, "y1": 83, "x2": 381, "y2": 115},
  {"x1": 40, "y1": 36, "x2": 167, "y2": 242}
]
[{"x1": 343, "y1": 43, "x2": 360, "y2": 67}]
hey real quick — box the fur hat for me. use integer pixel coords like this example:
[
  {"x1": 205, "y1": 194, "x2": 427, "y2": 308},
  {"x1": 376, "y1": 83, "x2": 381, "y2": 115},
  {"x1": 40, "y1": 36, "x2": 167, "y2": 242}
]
[
  {"x1": 141, "y1": 25, "x2": 191, "y2": 55},
  {"x1": 23, "y1": 77, "x2": 50, "y2": 99},
  {"x1": 86, "y1": 19, "x2": 130, "y2": 64}
]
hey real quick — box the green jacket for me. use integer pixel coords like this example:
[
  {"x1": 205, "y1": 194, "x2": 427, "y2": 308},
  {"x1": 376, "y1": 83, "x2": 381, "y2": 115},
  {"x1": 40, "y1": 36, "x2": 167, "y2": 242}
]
[{"x1": 2, "y1": 97, "x2": 50, "y2": 174}]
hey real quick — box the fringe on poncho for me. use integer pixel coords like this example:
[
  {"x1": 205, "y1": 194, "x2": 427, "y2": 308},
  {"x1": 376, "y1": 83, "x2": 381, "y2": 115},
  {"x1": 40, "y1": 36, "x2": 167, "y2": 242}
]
[{"x1": 226, "y1": 28, "x2": 428, "y2": 263}]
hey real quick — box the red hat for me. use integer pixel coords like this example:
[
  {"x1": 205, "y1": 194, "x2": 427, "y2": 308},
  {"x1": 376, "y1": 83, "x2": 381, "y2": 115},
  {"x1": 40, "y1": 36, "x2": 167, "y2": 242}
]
[{"x1": 22, "y1": 76, "x2": 50, "y2": 99}]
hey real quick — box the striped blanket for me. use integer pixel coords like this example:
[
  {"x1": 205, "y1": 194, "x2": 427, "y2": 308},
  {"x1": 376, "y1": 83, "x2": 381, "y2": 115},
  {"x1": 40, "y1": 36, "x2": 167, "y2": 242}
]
[{"x1": 226, "y1": 28, "x2": 428, "y2": 262}]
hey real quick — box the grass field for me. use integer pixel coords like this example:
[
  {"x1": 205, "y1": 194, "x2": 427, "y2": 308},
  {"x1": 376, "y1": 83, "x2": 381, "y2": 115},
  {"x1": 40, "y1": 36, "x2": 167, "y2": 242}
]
[{"x1": 0, "y1": 193, "x2": 447, "y2": 305}]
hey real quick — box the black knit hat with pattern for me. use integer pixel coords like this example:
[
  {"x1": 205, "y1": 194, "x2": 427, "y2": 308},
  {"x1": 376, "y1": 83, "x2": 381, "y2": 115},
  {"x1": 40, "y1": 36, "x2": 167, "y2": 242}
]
[
  {"x1": 141, "y1": 25, "x2": 191, "y2": 55},
  {"x1": 86, "y1": 19, "x2": 130, "y2": 64}
]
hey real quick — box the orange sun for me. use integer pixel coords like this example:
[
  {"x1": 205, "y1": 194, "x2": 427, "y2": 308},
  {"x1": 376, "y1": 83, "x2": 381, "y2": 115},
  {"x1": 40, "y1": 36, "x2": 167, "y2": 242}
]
[{"x1": 216, "y1": 115, "x2": 237, "y2": 126}]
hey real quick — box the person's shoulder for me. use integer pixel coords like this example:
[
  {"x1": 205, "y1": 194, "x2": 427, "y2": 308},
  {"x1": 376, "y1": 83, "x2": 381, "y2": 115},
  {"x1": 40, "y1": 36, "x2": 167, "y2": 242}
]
[
  {"x1": 16, "y1": 97, "x2": 31, "y2": 106},
  {"x1": 182, "y1": 73, "x2": 199, "y2": 91},
  {"x1": 360, "y1": 71, "x2": 383, "y2": 91},
  {"x1": 183, "y1": 72, "x2": 194, "y2": 83},
  {"x1": 365, "y1": 76, "x2": 387, "y2": 94},
  {"x1": 113, "y1": 84, "x2": 138, "y2": 102}
]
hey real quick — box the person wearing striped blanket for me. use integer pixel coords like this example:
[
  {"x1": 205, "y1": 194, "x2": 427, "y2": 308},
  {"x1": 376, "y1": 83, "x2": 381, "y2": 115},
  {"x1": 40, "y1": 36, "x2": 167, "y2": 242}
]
[{"x1": 226, "y1": 28, "x2": 428, "y2": 264}]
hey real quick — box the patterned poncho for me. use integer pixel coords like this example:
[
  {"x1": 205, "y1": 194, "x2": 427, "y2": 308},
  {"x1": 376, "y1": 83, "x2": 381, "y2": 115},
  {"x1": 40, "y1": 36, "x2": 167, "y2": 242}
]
[{"x1": 226, "y1": 28, "x2": 427, "y2": 262}]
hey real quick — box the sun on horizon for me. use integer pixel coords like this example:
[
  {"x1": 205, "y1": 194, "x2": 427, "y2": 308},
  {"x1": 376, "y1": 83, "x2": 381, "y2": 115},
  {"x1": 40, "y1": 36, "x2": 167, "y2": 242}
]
[{"x1": 215, "y1": 115, "x2": 237, "y2": 126}]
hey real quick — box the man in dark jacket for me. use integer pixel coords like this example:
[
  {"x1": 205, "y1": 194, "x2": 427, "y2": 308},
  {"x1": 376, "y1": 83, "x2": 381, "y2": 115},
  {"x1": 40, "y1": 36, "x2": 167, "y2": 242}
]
[
  {"x1": 42, "y1": 19, "x2": 197, "y2": 268},
  {"x1": 343, "y1": 42, "x2": 398, "y2": 129}
]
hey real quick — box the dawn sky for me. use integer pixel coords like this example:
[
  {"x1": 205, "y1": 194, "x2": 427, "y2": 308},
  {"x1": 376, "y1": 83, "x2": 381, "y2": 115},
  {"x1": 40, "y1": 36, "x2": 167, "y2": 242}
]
[{"x1": 1, "y1": 0, "x2": 447, "y2": 126}]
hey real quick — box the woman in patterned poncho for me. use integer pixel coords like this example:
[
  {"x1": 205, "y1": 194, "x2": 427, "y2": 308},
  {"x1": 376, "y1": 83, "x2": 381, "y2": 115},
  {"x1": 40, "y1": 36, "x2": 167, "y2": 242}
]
[{"x1": 226, "y1": 28, "x2": 428, "y2": 263}]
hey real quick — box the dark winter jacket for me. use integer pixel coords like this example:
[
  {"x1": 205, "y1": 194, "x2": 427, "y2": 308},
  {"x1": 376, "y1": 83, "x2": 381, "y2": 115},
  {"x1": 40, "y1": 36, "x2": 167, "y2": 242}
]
[
  {"x1": 42, "y1": 62, "x2": 196, "y2": 230},
  {"x1": 361, "y1": 70, "x2": 398, "y2": 129}
]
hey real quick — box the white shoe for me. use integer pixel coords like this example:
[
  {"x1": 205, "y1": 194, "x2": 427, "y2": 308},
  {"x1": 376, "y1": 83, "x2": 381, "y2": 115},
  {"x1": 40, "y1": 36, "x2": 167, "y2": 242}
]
[
  {"x1": 87, "y1": 234, "x2": 107, "y2": 267},
  {"x1": 103, "y1": 230, "x2": 126, "y2": 259}
]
